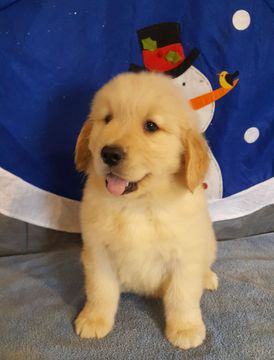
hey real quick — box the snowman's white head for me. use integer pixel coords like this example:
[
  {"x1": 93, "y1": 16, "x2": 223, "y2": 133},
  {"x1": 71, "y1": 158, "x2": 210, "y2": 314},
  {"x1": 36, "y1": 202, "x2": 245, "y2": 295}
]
[{"x1": 173, "y1": 66, "x2": 215, "y2": 133}]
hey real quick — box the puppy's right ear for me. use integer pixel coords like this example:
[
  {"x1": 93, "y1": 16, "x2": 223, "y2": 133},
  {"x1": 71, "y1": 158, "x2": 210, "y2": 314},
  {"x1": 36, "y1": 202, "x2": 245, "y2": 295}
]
[{"x1": 75, "y1": 117, "x2": 93, "y2": 173}]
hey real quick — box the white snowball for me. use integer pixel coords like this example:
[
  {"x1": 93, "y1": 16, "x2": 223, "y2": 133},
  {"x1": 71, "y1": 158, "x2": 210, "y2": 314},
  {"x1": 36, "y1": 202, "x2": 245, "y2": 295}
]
[
  {"x1": 232, "y1": 10, "x2": 251, "y2": 30},
  {"x1": 244, "y1": 127, "x2": 259, "y2": 143}
]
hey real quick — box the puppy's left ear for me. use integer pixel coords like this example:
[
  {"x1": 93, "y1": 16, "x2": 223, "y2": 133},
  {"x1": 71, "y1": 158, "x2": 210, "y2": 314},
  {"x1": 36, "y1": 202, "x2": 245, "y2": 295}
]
[{"x1": 183, "y1": 128, "x2": 209, "y2": 192}]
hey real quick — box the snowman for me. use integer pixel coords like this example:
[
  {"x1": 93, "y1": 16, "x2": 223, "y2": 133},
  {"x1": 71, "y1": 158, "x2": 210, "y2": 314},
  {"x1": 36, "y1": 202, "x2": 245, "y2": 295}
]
[
  {"x1": 173, "y1": 67, "x2": 221, "y2": 199},
  {"x1": 131, "y1": 22, "x2": 239, "y2": 199}
]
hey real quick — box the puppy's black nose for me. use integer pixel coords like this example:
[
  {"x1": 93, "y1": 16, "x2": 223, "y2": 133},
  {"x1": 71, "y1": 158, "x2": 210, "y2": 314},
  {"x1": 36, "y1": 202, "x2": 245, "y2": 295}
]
[{"x1": 101, "y1": 145, "x2": 124, "y2": 166}]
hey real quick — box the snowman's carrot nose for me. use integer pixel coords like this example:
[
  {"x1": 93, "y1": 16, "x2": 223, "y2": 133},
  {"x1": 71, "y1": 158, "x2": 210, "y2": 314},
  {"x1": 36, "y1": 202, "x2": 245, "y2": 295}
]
[{"x1": 190, "y1": 79, "x2": 239, "y2": 110}]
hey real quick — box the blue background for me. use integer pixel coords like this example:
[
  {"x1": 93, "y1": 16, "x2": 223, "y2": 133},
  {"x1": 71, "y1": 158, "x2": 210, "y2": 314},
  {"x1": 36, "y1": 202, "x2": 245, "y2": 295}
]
[{"x1": 0, "y1": 0, "x2": 274, "y2": 200}]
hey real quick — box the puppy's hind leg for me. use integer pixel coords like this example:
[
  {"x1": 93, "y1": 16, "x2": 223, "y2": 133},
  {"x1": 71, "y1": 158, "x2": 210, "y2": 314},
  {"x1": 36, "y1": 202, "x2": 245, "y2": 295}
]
[
  {"x1": 204, "y1": 269, "x2": 218, "y2": 291},
  {"x1": 75, "y1": 242, "x2": 120, "y2": 339}
]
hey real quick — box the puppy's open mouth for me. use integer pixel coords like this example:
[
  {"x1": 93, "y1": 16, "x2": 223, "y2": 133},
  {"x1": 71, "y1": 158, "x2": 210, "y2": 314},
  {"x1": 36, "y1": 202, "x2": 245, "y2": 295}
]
[{"x1": 105, "y1": 173, "x2": 138, "y2": 196}]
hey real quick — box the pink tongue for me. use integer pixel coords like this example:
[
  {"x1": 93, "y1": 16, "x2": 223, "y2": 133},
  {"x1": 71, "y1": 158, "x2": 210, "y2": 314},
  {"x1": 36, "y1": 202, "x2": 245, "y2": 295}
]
[{"x1": 106, "y1": 174, "x2": 128, "y2": 196}]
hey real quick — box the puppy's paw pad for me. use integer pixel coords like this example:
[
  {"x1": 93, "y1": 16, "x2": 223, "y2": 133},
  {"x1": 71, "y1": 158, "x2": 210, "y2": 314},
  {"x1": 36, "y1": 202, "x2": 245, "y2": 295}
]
[
  {"x1": 166, "y1": 324, "x2": 206, "y2": 350},
  {"x1": 75, "y1": 311, "x2": 112, "y2": 339},
  {"x1": 204, "y1": 270, "x2": 218, "y2": 291}
]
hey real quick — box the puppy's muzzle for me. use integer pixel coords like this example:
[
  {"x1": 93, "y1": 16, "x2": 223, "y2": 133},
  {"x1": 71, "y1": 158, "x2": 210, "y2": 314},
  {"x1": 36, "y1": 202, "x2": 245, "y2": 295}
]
[{"x1": 101, "y1": 145, "x2": 125, "y2": 167}]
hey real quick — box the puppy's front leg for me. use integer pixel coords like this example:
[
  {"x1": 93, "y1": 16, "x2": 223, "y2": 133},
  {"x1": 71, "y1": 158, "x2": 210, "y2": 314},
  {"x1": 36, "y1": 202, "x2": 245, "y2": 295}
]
[
  {"x1": 164, "y1": 265, "x2": 205, "y2": 350},
  {"x1": 75, "y1": 242, "x2": 120, "y2": 339}
]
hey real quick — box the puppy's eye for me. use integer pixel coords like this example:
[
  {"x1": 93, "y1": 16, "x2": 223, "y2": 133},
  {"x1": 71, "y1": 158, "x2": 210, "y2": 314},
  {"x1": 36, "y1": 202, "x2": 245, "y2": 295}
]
[
  {"x1": 144, "y1": 121, "x2": 159, "y2": 133},
  {"x1": 104, "y1": 114, "x2": 112, "y2": 124}
]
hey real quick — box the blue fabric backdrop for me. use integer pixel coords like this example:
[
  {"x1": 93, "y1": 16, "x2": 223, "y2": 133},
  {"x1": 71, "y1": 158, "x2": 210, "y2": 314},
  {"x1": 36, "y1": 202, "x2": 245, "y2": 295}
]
[{"x1": 0, "y1": 0, "x2": 274, "y2": 202}]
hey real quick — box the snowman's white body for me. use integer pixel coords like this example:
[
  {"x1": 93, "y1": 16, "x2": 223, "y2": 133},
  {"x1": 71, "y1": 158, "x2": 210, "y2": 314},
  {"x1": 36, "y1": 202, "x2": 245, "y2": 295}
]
[{"x1": 173, "y1": 66, "x2": 223, "y2": 199}]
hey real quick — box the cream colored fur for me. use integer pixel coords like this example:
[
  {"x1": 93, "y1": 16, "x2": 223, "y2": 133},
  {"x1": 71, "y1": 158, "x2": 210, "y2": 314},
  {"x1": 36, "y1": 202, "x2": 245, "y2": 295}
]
[{"x1": 74, "y1": 72, "x2": 217, "y2": 350}]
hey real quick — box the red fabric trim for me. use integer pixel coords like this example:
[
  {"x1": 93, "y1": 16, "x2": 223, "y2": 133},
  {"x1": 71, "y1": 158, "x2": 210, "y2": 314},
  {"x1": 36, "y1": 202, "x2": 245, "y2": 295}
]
[{"x1": 142, "y1": 43, "x2": 185, "y2": 72}]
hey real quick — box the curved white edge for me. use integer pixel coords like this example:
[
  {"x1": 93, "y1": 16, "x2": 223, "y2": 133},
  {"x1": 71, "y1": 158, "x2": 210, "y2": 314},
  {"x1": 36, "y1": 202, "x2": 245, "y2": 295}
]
[
  {"x1": 209, "y1": 176, "x2": 274, "y2": 222},
  {"x1": 0, "y1": 167, "x2": 81, "y2": 233},
  {"x1": 0, "y1": 167, "x2": 273, "y2": 232}
]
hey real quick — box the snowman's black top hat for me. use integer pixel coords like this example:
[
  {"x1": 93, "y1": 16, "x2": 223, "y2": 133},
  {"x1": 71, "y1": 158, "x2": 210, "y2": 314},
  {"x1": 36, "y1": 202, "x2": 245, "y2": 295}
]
[{"x1": 130, "y1": 22, "x2": 199, "y2": 78}]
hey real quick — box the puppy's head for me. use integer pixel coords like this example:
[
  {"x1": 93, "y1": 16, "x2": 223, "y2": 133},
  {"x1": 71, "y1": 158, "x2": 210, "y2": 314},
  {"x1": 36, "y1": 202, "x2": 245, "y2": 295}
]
[{"x1": 75, "y1": 72, "x2": 209, "y2": 196}]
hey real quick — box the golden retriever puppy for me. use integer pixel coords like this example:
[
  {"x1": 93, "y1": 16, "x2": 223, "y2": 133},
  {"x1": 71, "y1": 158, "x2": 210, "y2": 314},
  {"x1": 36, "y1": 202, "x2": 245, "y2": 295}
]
[{"x1": 74, "y1": 72, "x2": 217, "y2": 350}]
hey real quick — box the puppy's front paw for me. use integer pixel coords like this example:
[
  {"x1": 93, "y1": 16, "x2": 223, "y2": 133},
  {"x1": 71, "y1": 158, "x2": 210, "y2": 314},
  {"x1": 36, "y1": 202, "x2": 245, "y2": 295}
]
[
  {"x1": 75, "y1": 306, "x2": 113, "y2": 339},
  {"x1": 166, "y1": 322, "x2": 206, "y2": 350}
]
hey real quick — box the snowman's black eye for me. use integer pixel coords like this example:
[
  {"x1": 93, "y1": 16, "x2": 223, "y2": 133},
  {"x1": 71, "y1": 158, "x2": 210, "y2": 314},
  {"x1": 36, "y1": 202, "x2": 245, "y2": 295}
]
[{"x1": 182, "y1": 82, "x2": 186, "y2": 86}]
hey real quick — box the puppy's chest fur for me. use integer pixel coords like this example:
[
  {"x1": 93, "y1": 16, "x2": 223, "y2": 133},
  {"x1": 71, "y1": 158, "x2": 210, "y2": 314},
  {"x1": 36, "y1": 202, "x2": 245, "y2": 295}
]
[
  {"x1": 107, "y1": 207, "x2": 179, "y2": 293},
  {"x1": 84, "y1": 195, "x2": 208, "y2": 296}
]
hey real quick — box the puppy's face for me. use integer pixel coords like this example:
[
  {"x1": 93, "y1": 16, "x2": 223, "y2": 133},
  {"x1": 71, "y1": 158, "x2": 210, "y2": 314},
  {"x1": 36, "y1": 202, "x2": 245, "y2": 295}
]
[{"x1": 75, "y1": 72, "x2": 209, "y2": 196}]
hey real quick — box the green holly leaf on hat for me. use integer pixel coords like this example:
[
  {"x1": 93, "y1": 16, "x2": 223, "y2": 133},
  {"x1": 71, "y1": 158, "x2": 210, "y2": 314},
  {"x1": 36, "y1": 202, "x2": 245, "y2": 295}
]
[
  {"x1": 141, "y1": 37, "x2": 157, "y2": 51},
  {"x1": 165, "y1": 50, "x2": 182, "y2": 64}
]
